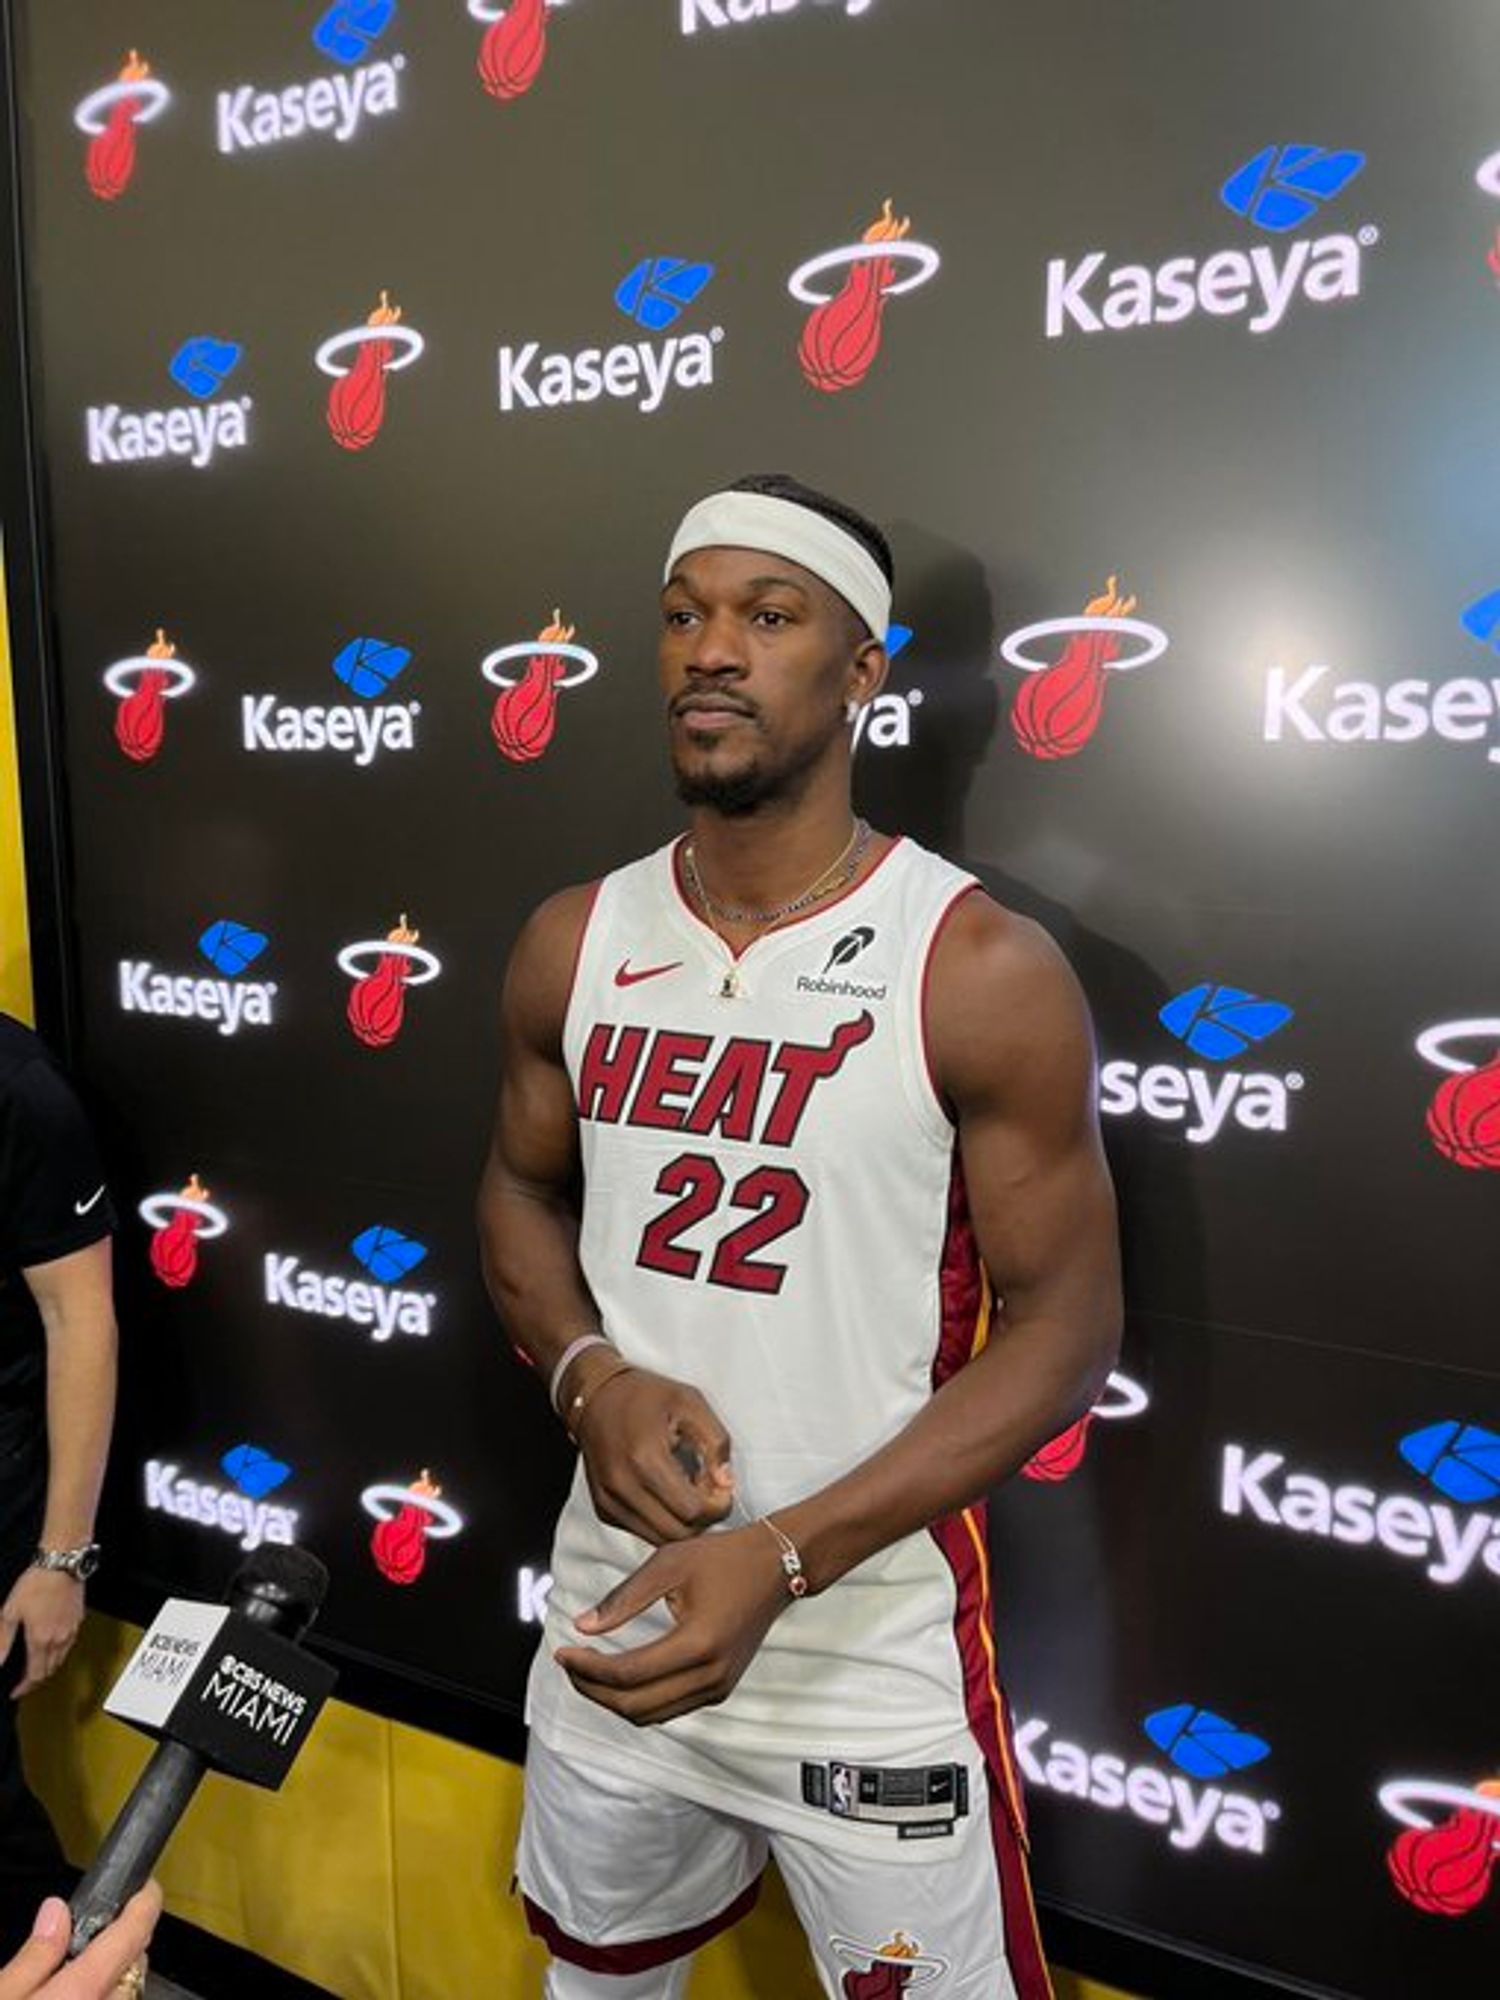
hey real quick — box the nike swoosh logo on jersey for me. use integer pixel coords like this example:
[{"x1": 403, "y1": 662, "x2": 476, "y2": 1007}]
[
  {"x1": 614, "y1": 960, "x2": 683, "y2": 988},
  {"x1": 74, "y1": 1186, "x2": 106, "y2": 1216}
]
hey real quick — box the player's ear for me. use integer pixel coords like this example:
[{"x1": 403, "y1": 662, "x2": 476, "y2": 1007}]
[{"x1": 848, "y1": 635, "x2": 888, "y2": 710}]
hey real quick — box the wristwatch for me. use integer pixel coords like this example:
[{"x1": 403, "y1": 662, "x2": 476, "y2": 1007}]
[{"x1": 31, "y1": 1543, "x2": 101, "y2": 1581}]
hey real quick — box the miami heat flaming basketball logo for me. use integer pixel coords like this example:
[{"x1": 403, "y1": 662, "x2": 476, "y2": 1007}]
[
  {"x1": 339, "y1": 915, "x2": 441, "y2": 1047},
  {"x1": 362, "y1": 1469, "x2": 464, "y2": 1583},
  {"x1": 75, "y1": 52, "x2": 171, "y2": 201},
  {"x1": 1022, "y1": 1370, "x2": 1149, "y2": 1483},
  {"x1": 105, "y1": 629, "x2": 195, "y2": 763},
  {"x1": 317, "y1": 292, "x2": 425, "y2": 451},
  {"x1": 831, "y1": 1932, "x2": 948, "y2": 1995},
  {"x1": 468, "y1": 0, "x2": 553, "y2": 99},
  {"x1": 482, "y1": 610, "x2": 599, "y2": 762},
  {"x1": 788, "y1": 199, "x2": 940, "y2": 394},
  {"x1": 140, "y1": 1174, "x2": 228, "y2": 1290},
  {"x1": 1381, "y1": 1774, "x2": 1500, "y2": 1917},
  {"x1": 1002, "y1": 577, "x2": 1169, "y2": 760},
  {"x1": 1415, "y1": 1019, "x2": 1500, "y2": 1170}
]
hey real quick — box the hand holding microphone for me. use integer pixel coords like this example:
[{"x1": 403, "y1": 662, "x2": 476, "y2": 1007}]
[{"x1": 0, "y1": 1887, "x2": 159, "y2": 2000}]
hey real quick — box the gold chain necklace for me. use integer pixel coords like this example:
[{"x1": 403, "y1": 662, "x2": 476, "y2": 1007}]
[{"x1": 683, "y1": 819, "x2": 871, "y2": 927}]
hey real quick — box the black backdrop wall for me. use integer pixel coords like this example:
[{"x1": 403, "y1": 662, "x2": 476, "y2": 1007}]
[{"x1": 6, "y1": 4, "x2": 1499, "y2": 1996}]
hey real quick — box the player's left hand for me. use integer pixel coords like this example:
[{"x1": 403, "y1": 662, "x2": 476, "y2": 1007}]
[
  {"x1": 555, "y1": 1525, "x2": 792, "y2": 1726},
  {"x1": 0, "y1": 1570, "x2": 85, "y2": 1698}
]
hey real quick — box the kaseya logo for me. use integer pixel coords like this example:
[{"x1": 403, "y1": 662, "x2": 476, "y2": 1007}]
[
  {"x1": 264, "y1": 1224, "x2": 435, "y2": 1343},
  {"x1": 1100, "y1": 983, "x2": 1301, "y2": 1146},
  {"x1": 1221, "y1": 1419, "x2": 1500, "y2": 1589},
  {"x1": 683, "y1": 0, "x2": 873, "y2": 31},
  {"x1": 319, "y1": 292, "x2": 424, "y2": 451},
  {"x1": 120, "y1": 919, "x2": 277, "y2": 1039},
  {"x1": 1381, "y1": 1770, "x2": 1500, "y2": 1919},
  {"x1": 218, "y1": 2, "x2": 404, "y2": 156},
  {"x1": 77, "y1": 51, "x2": 170, "y2": 201},
  {"x1": 482, "y1": 610, "x2": 599, "y2": 762},
  {"x1": 244, "y1": 635, "x2": 418, "y2": 766},
  {"x1": 1022, "y1": 1370, "x2": 1148, "y2": 1482},
  {"x1": 499, "y1": 255, "x2": 720, "y2": 416},
  {"x1": 106, "y1": 629, "x2": 196, "y2": 763},
  {"x1": 88, "y1": 336, "x2": 250, "y2": 470},
  {"x1": 145, "y1": 1443, "x2": 298, "y2": 1553},
  {"x1": 850, "y1": 624, "x2": 924, "y2": 754},
  {"x1": 140, "y1": 1173, "x2": 228, "y2": 1290},
  {"x1": 1001, "y1": 576, "x2": 1167, "y2": 759},
  {"x1": 1017, "y1": 1702, "x2": 1279, "y2": 1855},
  {"x1": 1263, "y1": 591, "x2": 1500, "y2": 769},
  {"x1": 1416, "y1": 1017, "x2": 1500, "y2": 1171},
  {"x1": 1047, "y1": 143, "x2": 1373, "y2": 340},
  {"x1": 339, "y1": 914, "x2": 440, "y2": 1046},
  {"x1": 468, "y1": 0, "x2": 557, "y2": 102},
  {"x1": 789, "y1": 199, "x2": 938, "y2": 394},
  {"x1": 362, "y1": 1470, "x2": 463, "y2": 1584}
]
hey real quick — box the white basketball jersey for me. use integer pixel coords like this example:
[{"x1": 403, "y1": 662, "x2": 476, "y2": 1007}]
[{"x1": 526, "y1": 835, "x2": 1027, "y2": 1851}]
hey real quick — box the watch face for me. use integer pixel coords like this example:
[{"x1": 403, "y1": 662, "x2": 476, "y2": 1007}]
[{"x1": 74, "y1": 1547, "x2": 100, "y2": 1580}]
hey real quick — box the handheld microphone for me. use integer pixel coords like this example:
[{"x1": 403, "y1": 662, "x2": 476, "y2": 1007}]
[{"x1": 67, "y1": 1545, "x2": 337, "y2": 1956}]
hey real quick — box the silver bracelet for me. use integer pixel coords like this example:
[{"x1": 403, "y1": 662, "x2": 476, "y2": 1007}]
[{"x1": 548, "y1": 1332, "x2": 613, "y2": 1415}]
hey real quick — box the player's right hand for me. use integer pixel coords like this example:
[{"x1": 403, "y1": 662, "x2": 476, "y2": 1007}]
[{"x1": 573, "y1": 1360, "x2": 735, "y2": 1544}]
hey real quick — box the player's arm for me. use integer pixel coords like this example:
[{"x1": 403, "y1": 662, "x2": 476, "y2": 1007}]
[
  {"x1": 778, "y1": 892, "x2": 1121, "y2": 1585},
  {"x1": 476, "y1": 889, "x2": 734, "y2": 1544},
  {"x1": 557, "y1": 894, "x2": 1121, "y2": 1723}
]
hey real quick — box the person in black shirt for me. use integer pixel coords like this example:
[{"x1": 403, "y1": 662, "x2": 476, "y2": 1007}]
[{"x1": 0, "y1": 1014, "x2": 117, "y2": 1955}]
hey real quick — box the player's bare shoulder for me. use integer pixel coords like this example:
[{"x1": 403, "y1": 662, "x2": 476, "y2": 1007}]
[
  {"x1": 503, "y1": 881, "x2": 601, "y2": 1060},
  {"x1": 925, "y1": 888, "x2": 1094, "y2": 1110}
]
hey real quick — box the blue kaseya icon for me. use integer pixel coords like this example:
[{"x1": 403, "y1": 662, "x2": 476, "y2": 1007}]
[
  {"x1": 351, "y1": 1225, "x2": 428, "y2": 1284},
  {"x1": 168, "y1": 337, "x2": 244, "y2": 401},
  {"x1": 332, "y1": 637, "x2": 413, "y2": 700},
  {"x1": 1460, "y1": 589, "x2": 1500, "y2": 651},
  {"x1": 1399, "y1": 1420, "x2": 1500, "y2": 1505},
  {"x1": 198, "y1": 920, "x2": 269, "y2": 978},
  {"x1": 1220, "y1": 145, "x2": 1365, "y2": 234},
  {"x1": 886, "y1": 624, "x2": 914, "y2": 659},
  {"x1": 615, "y1": 258, "x2": 715, "y2": 332},
  {"x1": 1143, "y1": 1705, "x2": 1271, "y2": 1780},
  {"x1": 1158, "y1": 984, "x2": 1293, "y2": 1063},
  {"x1": 313, "y1": 0, "x2": 397, "y2": 65},
  {"x1": 221, "y1": 1444, "x2": 291, "y2": 1499}
]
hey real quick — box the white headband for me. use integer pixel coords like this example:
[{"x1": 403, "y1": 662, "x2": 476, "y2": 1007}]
[{"x1": 665, "y1": 491, "x2": 891, "y2": 642}]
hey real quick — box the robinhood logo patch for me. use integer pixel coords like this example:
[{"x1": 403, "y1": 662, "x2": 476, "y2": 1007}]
[
  {"x1": 87, "y1": 337, "x2": 252, "y2": 469},
  {"x1": 498, "y1": 257, "x2": 722, "y2": 415},
  {"x1": 1046, "y1": 143, "x2": 1375, "y2": 340},
  {"x1": 242, "y1": 636, "x2": 419, "y2": 765}
]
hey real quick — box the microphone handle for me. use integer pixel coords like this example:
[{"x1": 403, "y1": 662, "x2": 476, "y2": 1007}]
[{"x1": 67, "y1": 1738, "x2": 207, "y2": 1956}]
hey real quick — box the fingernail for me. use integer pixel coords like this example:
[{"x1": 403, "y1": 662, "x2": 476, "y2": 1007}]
[
  {"x1": 575, "y1": 1609, "x2": 599, "y2": 1631},
  {"x1": 33, "y1": 1897, "x2": 68, "y2": 1943}
]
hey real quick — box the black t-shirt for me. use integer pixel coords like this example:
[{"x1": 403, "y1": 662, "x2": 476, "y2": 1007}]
[{"x1": 0, "y1": 1015, "x2": 116, "y2": 1419}]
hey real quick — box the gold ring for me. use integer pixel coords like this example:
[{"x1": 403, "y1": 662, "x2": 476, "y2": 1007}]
[{"x1": 115, "y1": 1960, "x2": 146, "y2": 1998}]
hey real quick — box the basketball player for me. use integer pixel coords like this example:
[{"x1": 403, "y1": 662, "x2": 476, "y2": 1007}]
[{"x1": 477, "y1": 475, "x2": 1122, "y2": 1999}]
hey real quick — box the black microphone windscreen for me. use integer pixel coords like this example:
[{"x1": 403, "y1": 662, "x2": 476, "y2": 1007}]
[{"x1": 227, "y1": 1545, "x2": 330, "y2": 1637}]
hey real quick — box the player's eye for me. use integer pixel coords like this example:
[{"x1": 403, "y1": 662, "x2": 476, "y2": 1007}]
[
  {"x1": 754, "y1": 608, "x2": 792, "y2": 628},
  {"x1": 664, "y1": 607, "x2": 698, "y2": 629}
]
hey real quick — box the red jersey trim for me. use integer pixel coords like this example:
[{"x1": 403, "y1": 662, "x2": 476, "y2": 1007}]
[
  {"x1": 919, "y1": 880, "x2": 982, "y2": 1124},
  {"x1": 522, "y1": 1874, "x2": 760, "y2": 1973},
  {"x1": 668, "y1": 833, "x2": 907, "y2": 962},
  {"x1": 563, "y1": 880, "x2": 605, "y2": 1026}
]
